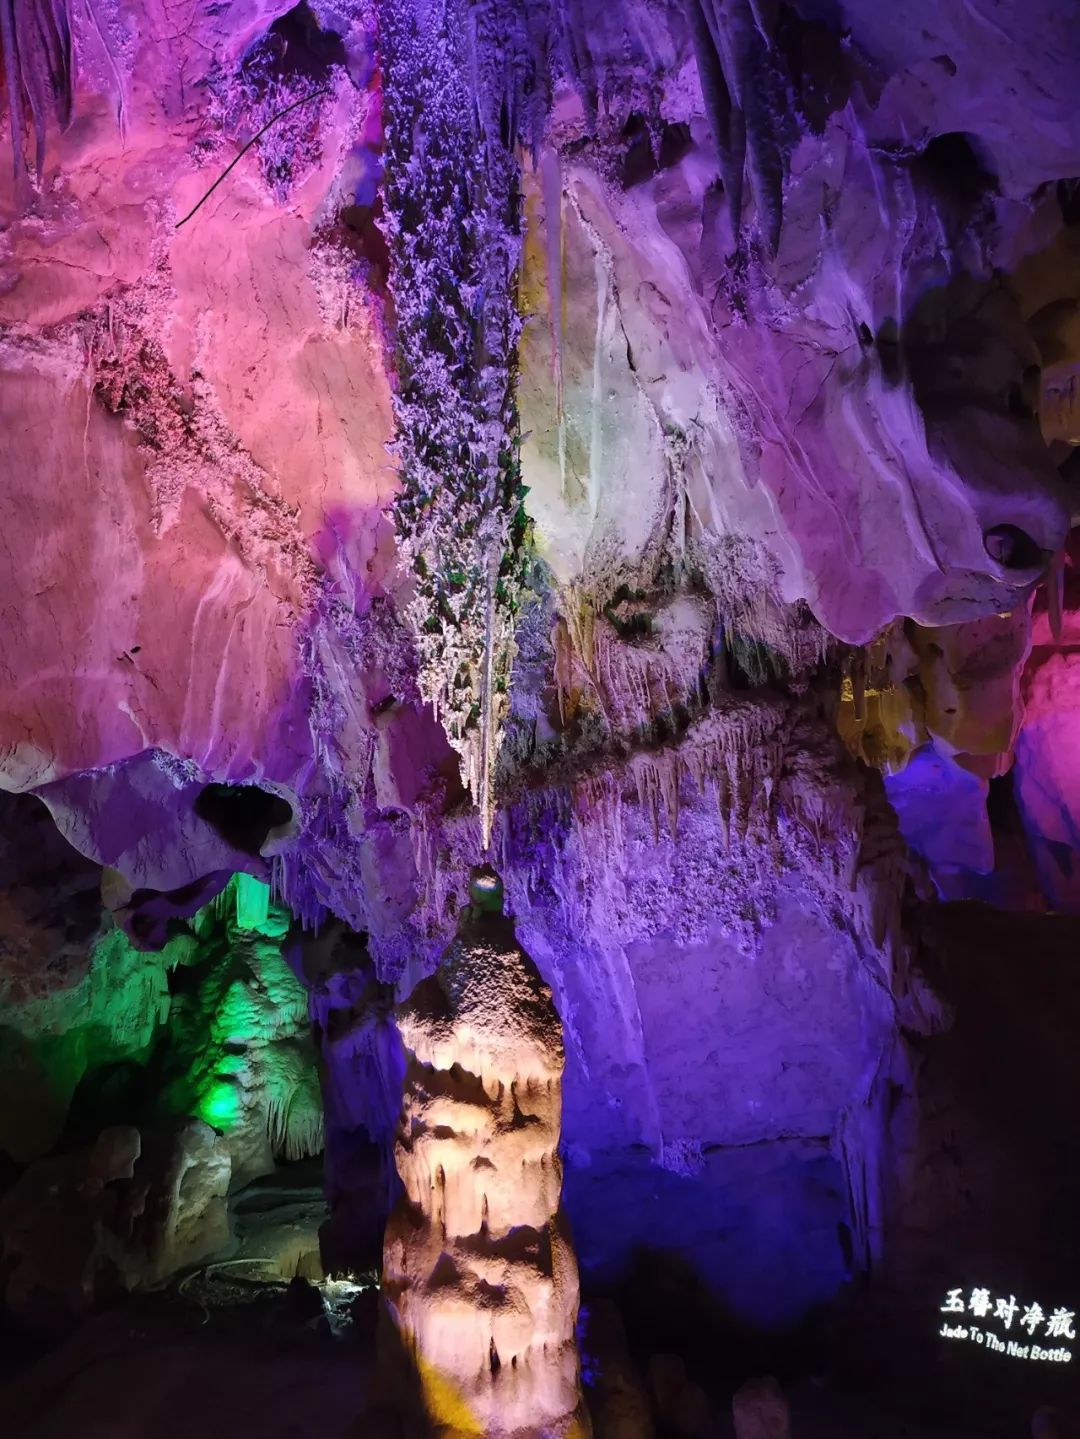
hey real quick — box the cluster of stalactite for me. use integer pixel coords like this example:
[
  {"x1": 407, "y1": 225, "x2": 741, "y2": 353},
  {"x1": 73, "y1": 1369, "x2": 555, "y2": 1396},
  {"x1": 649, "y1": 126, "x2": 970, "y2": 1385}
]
[{"x1": 377, "y1": 0, "x2": 547, "y2": 846}]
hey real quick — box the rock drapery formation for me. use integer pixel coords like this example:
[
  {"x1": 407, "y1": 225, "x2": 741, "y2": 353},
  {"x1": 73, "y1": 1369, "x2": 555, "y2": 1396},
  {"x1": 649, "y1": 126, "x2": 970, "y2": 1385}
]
[
  {"x1": 0, "y1": 0, "x2": 1079, "y2": 1433},
  {"x1": 383, "y1": 871, "x2": 589, "y2": 1438}
]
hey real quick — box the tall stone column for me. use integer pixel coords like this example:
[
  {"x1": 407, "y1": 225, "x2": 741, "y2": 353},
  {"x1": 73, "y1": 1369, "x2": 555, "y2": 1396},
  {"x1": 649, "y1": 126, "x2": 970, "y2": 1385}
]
[{"x1": 383, "y1": 869, "x2": 590, "y2": 1438}]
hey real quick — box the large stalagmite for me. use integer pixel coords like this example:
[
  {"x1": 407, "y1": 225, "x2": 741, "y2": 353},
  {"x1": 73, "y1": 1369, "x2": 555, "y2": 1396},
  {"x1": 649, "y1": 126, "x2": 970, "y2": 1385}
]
[{"x1": 383, "y1": 869, "x2": 589, "y2": 1439}]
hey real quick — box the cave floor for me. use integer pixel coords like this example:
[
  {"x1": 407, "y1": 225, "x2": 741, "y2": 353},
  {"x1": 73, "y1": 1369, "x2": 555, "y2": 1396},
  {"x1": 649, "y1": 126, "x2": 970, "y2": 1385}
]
[
  {"x1": 0, "y1": 1286, "x2": 991, "y2": 1439},
  {"x1": 229, "y1": 1161, "x2": 330, "y2": 1283},
  {"x1": 0, "y1": 1296, "x2": 389, "y2": 1439},
  {"x1": 0, "y1": 1170, "x2": 1017, "y2": 1439}
]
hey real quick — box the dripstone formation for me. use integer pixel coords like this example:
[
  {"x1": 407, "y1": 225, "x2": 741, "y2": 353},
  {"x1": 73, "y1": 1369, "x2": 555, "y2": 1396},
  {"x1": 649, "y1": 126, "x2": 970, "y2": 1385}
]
[{"x1": 383, "y1": 871, "x2": 589, "y2": 1439}]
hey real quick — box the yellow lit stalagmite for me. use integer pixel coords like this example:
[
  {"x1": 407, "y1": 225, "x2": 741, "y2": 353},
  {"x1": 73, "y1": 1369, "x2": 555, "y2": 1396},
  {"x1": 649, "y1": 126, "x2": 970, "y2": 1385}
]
[{"x1": 382, "y1": 869, "x2": 591, "y2": 1439}]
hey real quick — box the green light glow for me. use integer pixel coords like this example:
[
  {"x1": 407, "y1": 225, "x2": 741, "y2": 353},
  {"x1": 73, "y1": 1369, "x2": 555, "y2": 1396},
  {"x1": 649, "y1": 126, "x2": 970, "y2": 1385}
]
[
  {"x1": 197, "y1": 1080, "x2": 242, "y2": 1132},
  {"x1": 234, "y1": 872, "x2": 271, "y2": 932}
]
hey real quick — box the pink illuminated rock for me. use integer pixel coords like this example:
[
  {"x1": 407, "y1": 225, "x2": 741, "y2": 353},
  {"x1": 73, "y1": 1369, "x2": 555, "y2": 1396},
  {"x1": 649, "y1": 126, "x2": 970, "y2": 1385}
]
[
  {"x1": 1010, "y1": 541, "x2": 1080, "y2": 910},
  {"x1": 0, "y1": 0, "x2": 1075, "y2": 941},
  {"x1": 0, "y1": 0, "x2": 401, "y2": 911},
  {"x1": 1014, "y1": 649, "x2": 1080, "y2": 910},
  {"x1": 519, "y1": 23, "x2": 1073, "y2": 648}
]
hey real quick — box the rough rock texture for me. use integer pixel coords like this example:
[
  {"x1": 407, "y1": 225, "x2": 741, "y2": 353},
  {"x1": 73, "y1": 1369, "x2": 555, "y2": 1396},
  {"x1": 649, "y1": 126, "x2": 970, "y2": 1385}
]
[
  {"x1": 0, "y1": 2, "x2": 1079, "y2": 1430},
  {"x1": 732, "y1": 1378, "x2": 790, "y2": 1439},
  {"x1": 1012, "y1": 543, "x2": 1080, "y2": 909},
  {"x1": 0, "y1": 789, "x2": 191, "y2": 1163},
  {"x1": 159, "y1": 878, "x2": 324, "y2": 1185},
  {"x1": 377, "y1": 0, "x2": 537, "y2": 842},
  {"x1": 383, "y1": 882, "x2": 589, "y2": 1439},
  {"x1": 1, "y1": 0, "x2": 1076, "y2": 946},
  {"x1": 0, "y1": 1118, "x2": 231, "y2": 1332},
  {"x1": 481, "y1": 700, "x2": 929, "y2": 1328},
  {"x1": 0, "y1": 802, "x2": 322, "y2": 1191}
]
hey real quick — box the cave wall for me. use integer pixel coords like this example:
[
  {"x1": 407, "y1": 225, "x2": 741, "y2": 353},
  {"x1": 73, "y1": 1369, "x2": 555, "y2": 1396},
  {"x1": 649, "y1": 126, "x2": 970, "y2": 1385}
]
[{"x1": 0, "y1": 0, "x2": 1078, "y2": 1362}]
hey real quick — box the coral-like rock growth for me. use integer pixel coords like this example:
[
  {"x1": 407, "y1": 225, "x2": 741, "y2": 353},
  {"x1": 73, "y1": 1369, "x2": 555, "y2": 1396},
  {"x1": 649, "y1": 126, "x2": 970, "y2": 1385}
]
[
  {"x1": 383, "y1": 874, "x2": 589, "y2": 1438},
  {"x1": 378, "y1": 0, "x2": 539, "y2": 845}
]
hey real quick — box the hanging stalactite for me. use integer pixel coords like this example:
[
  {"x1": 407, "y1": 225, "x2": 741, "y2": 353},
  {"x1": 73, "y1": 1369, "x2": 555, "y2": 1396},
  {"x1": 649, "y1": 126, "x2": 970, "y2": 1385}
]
[{"x1": 378, "y1": 0, "x2": 547, "y2": 847}]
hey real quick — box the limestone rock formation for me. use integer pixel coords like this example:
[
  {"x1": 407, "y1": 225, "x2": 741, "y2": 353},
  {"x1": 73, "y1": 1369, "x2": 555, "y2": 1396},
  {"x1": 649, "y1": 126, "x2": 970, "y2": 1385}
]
[
  {"x1": 0, "y1": 811, "x2": 323, "y2": 1199},
  {"x1": 0, "y1": 0, "x2": 1076, "y2": 953},
  {"x1": 0, "y1": 1118, "x2": 231, "y2": 1332},
  {"x1": 383, "y1": 872, "x2": 589, "y2": 1439},
  {"x1": 0, "y1": 0, "x2": 1079, "y2": 1434}
]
